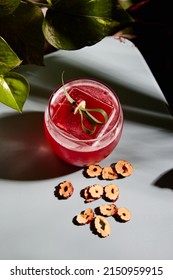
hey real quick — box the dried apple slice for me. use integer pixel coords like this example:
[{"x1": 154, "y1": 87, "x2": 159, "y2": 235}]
[
  {"x1": 116, "y1": 207, "x2": 131, "y2": 222},
  {"x1": 76, "y1": 208, "x2": 94, "y2": 224},
  {"x1": 101, "y1": 166, "x2": 118, "y2": 180},
  {"x1": 85, "y1": 164, "x2": 102, "y2": 177},
  {"x1": 104, "y1": 184, "x2": 119, "y2": 202},
  {"x1": 99, "y1": 203, "x2": 117, "y2": 216},
  {"x1": 115, "y1": 160, "x2": 134, "y2": 177},
  {"x1": 88, "y1": 184, "x2": 103, "y2": 199},
  {"x1": 55, "y1": 181, "x2": 74, "y2": 199},
  {"x1": 82, "y1": 187, "x2": 95, "y2": 203},
  {"x1": 94, "y1": 215, "x2": 111, "y2": 237}
]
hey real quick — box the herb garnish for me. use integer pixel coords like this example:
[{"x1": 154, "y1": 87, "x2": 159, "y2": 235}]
[{"x1": 61, "y1": 72, "x2": 108, "y2": 135}]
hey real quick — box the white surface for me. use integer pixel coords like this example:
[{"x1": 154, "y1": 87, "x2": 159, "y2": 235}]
[{"x1": 0, "y1": 36, "x2": 173, "y2": 260}]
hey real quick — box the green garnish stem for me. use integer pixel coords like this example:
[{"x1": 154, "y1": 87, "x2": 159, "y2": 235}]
[{"x1": 61, "y1": 72, "x2": 108, "y2": 135}]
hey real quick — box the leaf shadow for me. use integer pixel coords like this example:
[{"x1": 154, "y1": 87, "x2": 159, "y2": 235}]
[
  {"x1": 0, "y1": 111, "x2": 79, "y2": 181},
  {"x1": 153, "y1": 168, "x2": 173, "y2": 190}
]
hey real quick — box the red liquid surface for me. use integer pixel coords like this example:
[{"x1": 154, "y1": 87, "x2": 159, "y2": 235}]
[
  {"x1": 44, "y1": 79, "x2": 123, "y2": 166},
  {"x1": 52, "y1": 87, "x2": 113, "y2": 140}
]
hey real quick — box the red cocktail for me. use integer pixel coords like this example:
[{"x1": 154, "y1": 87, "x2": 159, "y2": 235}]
[{"x1": 44, "y1": 78, "x2": 123, "y2": 166}]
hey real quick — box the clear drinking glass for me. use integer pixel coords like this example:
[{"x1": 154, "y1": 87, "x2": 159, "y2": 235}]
[{"x1": 44, "y1": 78, "x2": 123, "y2": 166}]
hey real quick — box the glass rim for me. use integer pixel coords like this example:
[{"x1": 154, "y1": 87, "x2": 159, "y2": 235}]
[{"x1": 47, "y1": 78, "x2": 123, "y2": 143}]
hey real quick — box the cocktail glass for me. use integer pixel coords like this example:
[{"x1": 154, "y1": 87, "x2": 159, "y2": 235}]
[{"x1": 44, "y1": 78, "x2": 123, "y2": 166}]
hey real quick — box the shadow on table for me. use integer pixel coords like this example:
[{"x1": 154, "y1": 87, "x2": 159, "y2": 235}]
[
  {"x1": 0, "y1": 111, "x2": 79, "y2": 181},
  {"x1": 153, "y1": 169, "x2": 173, "y2": 190},
  {"x1": 3, "y1": 51, "x2": 172, "y2": 182}
]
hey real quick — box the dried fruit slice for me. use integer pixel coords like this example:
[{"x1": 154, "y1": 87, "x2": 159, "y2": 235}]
[
  {"x1": 115, "y1": 160, "x2": 134, "y2": 177},
  {"x1": 55, "y1": 181, "x2": 74, "y2": 199},
  {"x1": 85, "y1": 164, "x2": 102, "y2": 177},
  {"x1": 116, "y1": 207, "x2": 131, "y2": 222},
  {"x1": 88, "y1": 184, "x2": 103, "y2": 199},
  {"x1": 94, "y1": 215, "x2": 111, "y2": 237},
  {"x1": 83, "y1": 187, "x2": 95, "y2": 203},
  {"x1": 76, "y1": 208, "x2": 94, "y2": 224},
  {"x1": 101, "y1": 166, "x2": 118, "y2": 180},
  {"x1": 104, "y1": 184, "x2": 119, "y2": 202},
  {"x1": 99, "y1": 203, "x2": 117, "y2": 216}
]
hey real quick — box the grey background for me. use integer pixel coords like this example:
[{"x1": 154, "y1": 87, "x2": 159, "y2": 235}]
[{"x1": 0, "y1": 37, "x2": 173, "y2": 260}]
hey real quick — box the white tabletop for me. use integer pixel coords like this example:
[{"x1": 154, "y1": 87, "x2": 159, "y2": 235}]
[{"x1": 0, "y1": 36, "x2": 173, "y2": 260}]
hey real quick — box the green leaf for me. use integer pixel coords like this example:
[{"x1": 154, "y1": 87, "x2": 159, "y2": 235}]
[
  {"x1": 0, "y1": 36, "x2": 22, "y2": 75},
  {"x1": 43, "y1": 0, "x2": 133, "y2": 50},
  {"x1": 118, "y1": 0, "x2": 134, "y2": 10},
  {"x1": 0, "y1": 72, "x2": 30, "y2": 112},
  {"x1": 0, "y1": 2, "x2": 44, "y2": 65},
  {"x1": 0, "y1": 0, "x2": 20, "y2": 17}
]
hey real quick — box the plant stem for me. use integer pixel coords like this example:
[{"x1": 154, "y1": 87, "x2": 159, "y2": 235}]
[{"x1": 23, "y1": 0, "x2": 52, "y2": 8}]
